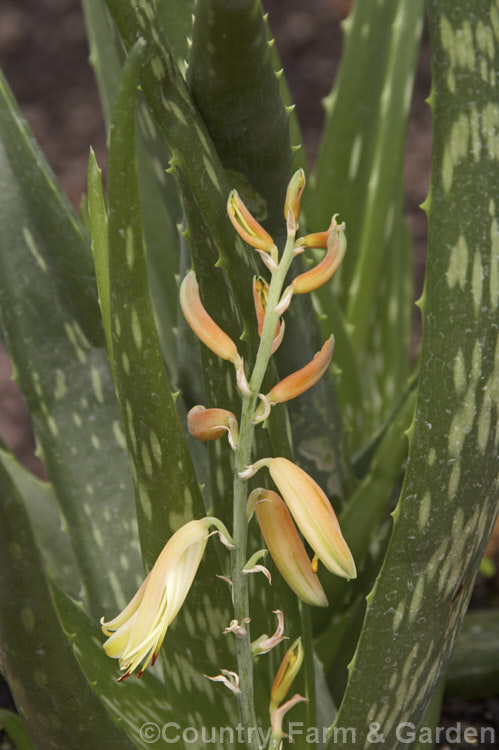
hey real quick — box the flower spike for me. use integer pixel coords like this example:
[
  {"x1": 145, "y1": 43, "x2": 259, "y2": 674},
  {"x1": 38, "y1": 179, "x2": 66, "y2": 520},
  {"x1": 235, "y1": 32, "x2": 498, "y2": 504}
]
[
  {"x1": 266, "y1": 336, "x2": 334, "y2": 405},
  {"x1": 187, "y1": 405, "x2": 239, "y2": 448},
  {"x1": 180, "y1": 271, "x2": 241, "y2": 366},
  {"x1": 264, "y1": 458, "x2": 356, "y2": 580},
  {"x1": 227, "y1": 190, "x2": 276, "y2": 256},
  {"x1": 252, "y1": 488, "x2": 328, "y2": 607},
  {"x1": 293, "y1": 219, "x2": 346, "y2": 294},
  {"x1": 101, "y1": 517, "x2": 232, "y2": 680}
]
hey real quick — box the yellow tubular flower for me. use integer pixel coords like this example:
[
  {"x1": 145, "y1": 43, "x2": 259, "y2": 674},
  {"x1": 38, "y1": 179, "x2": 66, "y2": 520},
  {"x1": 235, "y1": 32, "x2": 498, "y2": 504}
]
[
  {"x1": 101, "y1": 517, "x2": 232, "y2": 680},
  {"x1": 270, "y1": 638, "x2": 304, "y2": 714},
  {"x1": 267, "y1": 458, "x2": 356, "y2": 580},
  {"x1": 180, "y1": 271, "x2": 241, "y2": 366},
  {"x1": 252, "y1": 489, "x2": 328, "y2": 607}
]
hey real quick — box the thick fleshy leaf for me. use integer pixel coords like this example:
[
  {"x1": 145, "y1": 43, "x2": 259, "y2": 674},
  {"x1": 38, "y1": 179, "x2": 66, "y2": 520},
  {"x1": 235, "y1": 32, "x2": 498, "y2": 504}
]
[
  {"x1": 445, "y1": 609, "x2": 499, "y2": 699},
  {"x1": 326, "y1": 3, "x2": 499, "y2": 746},
  {"x1": 0, "y1": 463, "x2": 136, "y2": 750},
  {"x1": 0, "y1": 69, "x2": 141, "y2": 619},
  {"x1": 0, "y1": 710, "x2": 34, "y2": 750}
]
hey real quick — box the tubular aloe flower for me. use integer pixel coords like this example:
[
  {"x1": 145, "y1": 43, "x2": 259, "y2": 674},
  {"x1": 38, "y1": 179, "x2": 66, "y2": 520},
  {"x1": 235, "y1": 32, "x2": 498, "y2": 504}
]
[
  {"x1": 270, "y1": 637, "x2": 304, "y2": 713},
  {"x1": 252, "y1": 277, "x2": 285, "y2": 355},
  {"x1": 284, "y1": 168, "x2": 306, "y2": 225},
  {"x1": 187, "y1": 405, "x2": 239, "y2": 448},
  {"x1": 293, "y1": 220, "x2": 346, "y2": 294},
  {"x1": 101, "y1": 517, "x2": 232, "y2": 680},
  {"x1": 266, "y1": 336, "x2": 334, "y2": 405},
  {"x1": 180, "y1": 270, "x2": 241, "y2": 366},
  {"x1": 227, "y1": 190, "x2": 276, "y2": 254},
  {"x1": 252, "y1": 489, "x2": 328, "y2": 607},
  {"x1": 266, "y1": 458, "x2": 356, "y2": 580}
]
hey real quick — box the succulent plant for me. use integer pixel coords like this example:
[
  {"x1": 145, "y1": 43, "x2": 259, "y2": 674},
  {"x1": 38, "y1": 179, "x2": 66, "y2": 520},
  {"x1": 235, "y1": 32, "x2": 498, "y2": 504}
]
[{"x1": 0, "y1": 1, "x2": 498, "y2": 748}]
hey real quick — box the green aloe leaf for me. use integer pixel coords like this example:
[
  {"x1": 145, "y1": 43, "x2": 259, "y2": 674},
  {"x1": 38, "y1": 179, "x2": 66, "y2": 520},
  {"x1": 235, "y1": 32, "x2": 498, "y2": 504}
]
[
  {"x1": 0, "y1": 449, "x2": 79, "y2": 598},
  {"x1": 0, "y1": 463, "x2": 136, "y2": 750},
  {"x1": 155, "y1": 0, "x2": 195, "y2": 77},
  {"x1": 0, "y1": 710, "x2": 34, "y2": 750},
  {"x1": 326, "y1": 2, "x2": 499, "y2": 746},
  {"x1": 82, "y1": 0, "x2": 181, "y2": 383},
  {"x1": 445, "y1": 609, "x2": 499, "y2": 699},
  {"x1": 306, "y1": 0, "x2": 423, "y2": 327},
  {"x1": 0, "y1": 69, "x2": 141, "y2": 619}
]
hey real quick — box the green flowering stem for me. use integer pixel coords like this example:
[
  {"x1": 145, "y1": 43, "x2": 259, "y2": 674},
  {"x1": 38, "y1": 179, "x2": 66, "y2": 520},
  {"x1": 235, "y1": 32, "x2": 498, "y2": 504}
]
[{"x1": 231, "y1": 230, "x2": 298, "y2": 747}]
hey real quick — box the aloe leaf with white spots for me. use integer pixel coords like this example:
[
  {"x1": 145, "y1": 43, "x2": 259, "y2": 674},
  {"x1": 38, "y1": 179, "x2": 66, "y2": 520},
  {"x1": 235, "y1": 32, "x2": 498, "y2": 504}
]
[
  {"x1": 0, "y1": 461, "x2": 136, "y2": 750},
  {"x1": 0, "y1": 69, "x2": 142, "y2": 620},
  {"x1": 325, "y1": 2, "x2": 499, "y2": 746}
]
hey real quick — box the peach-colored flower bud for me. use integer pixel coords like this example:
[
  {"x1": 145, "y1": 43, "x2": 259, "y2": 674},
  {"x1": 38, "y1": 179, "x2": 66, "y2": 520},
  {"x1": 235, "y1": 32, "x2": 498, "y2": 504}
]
[
  {"x1": 284, "y1": 168, "x2": 306, "y2": 224},
  {"x1": 227, "y1": 190, "x2": 275, "y2": 253},
  {"x1": 252, "y1": 277, "x2": 284, "y2": 354},
  {"x1": 187, "y1": 405, "x2": 238, "y2": 446},
  {"x1": 293, "y1": 221, "x2": 346, "y2": 294},
  {"x1": 266, "y1": 336, "x2": 334, "y2": 405},
  {"x1": 252, "y1": 489, "x2": 328, "y2": 607},
  {"x1": 270, "y1": 638, "x2": 304, "y2": 713},
  {"x1": 267, "y1": 458, "x2": 356, "y2": 580},
  {"x1": 180, "y1": 271, "x2": 241, "y2": 365}
]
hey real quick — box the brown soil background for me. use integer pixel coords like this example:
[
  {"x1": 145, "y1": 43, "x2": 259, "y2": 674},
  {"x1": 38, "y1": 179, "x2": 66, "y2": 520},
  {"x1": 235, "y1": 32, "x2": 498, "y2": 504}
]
[{"x1": 1, "y1": 0, "x2": 498, "y2": 745}]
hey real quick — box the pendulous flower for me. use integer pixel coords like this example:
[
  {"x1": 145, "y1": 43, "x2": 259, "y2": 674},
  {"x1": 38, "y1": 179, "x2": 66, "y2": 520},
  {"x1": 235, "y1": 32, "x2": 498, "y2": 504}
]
[
  {"x1": 187, "y1": 405, "x2": 239, "y2": 448},
  {"x1": 101, "y1": 517, "x2": 232, "y2": 680},
  {"x1": 180, "y1": 270, "x2": 241, "y2": 366},
  {"x1": 265, "y1": 336, "x2": 334, "y2": 405},
  {"x1": 251, "y1": 488, "x2": 328, "y2": 607},
  {"x1": 293, "y1": 218, "x2": 346, "y2": 294},
  {"x1": 265, "y1": 458, "x2": 356, "y2": 580}
]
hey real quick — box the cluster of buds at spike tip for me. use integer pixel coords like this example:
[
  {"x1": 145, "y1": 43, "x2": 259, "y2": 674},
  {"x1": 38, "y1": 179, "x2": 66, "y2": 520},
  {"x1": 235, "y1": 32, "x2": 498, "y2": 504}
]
[
  {"x1": 248, "y1": 489, "x2": 328, "y2": 607},
  {"x1": 244, "y1": 458, "x2": 355, "y2": 581},
  {"x1": 227, "y1": 190, "x2": 278, "y2": 270},
  {"x1": 100, "y1": 517, "x2": 233, "y2": 681},
  {"x1": 180, "y1": 270, "x2": 242, "y2": 370},
  {"x1": 187, "y1": 405, "x2": 239, "y2": 450},
  {"x1": 269, "y1": 638, "x2": 307, "y2": 749},
  {"x1": 292, "y1": 215, "x2": 346, "y2": 294}
]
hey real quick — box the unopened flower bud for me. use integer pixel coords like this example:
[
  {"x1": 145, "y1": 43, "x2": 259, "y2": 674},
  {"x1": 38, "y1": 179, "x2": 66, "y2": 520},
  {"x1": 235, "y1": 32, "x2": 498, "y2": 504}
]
[
  {"x1": 187, "y1": 405, "x2": 238, "y2": 447},
  {"x1": 293, "y1": 220, "x2": 346, "y2": 294},
  {"x1": 284, "y1": 169, "x2": 306, "y2": 225},
  {"x1": 227, "y1": 190, "x2": 275, "y2": 253},
  {"x1": 266, "y1": 336, "x2": 334, "y2": 405},
  {"x1": 270, "y1": 638, "x2": 304, "y2": 713}
]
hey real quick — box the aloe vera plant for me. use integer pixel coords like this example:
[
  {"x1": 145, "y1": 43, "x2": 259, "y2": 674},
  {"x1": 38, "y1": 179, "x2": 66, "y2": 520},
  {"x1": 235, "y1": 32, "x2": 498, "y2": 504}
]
[{"x1": 1, "y1": 1, "x2": 498, "y2": 749}]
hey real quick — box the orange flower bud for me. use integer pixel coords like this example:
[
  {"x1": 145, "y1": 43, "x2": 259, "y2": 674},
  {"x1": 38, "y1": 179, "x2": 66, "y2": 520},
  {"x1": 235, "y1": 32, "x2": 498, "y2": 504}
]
[
  {"x1": 252, "y1": 277, "x2": 284, "y2": 355},
  {"x1": 284, "y1": 168, "x2": 306, "y2": 224},
  {"x1": 270, "y1": 638, "x2": 304, "y2": 713},
  {"x1": 227, "y1": 190, "x2": 275, "y2": 253},
  {"x1": 266, "y1": 336, "x2": 334, "y2": 404},
  {"x1": 253, "y1": 489, "x2": 328, "y2": 607},
  {"x1": 267, "y1": 458, "x2": 356, "y2": 580},
  {"x1": 187, "y1": 405, "x2": 238, "y2": 446},
  {"x1": 180, "y1": 271, "x2": 241, "y2": 365},
  {"x1": 293, "y1": 221, "x2": 346, "y2": 294}
]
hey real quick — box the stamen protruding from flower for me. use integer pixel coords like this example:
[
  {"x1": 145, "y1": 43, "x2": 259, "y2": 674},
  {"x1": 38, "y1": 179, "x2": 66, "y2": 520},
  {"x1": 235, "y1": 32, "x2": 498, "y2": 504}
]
[
  {"x1": 266, "y1": 336, "x2": 334, "y2": 405},
  {"x1": 187, "y1": 405, "x2": 238, "y2": 445},
  {"x1": 284, "y1": 169, "x2": 306, "y2": 226},
  {"x1": 227, "y1": 190, "x2": 276, "y2": 254},
  {"x1": 270, "y1": 638, "x2": 304, "y2": 713},
  {"x1": 180, "y1": 271, "x2": 241, "y2": 365},
  {"x1": 251, "y1": 610, "x2": 287, "y2": 656},
  {"x1": 205, "y1": 670, "x2": 241, "y2": 695},
  {"x1": 293, "y1": 219, "x2": 346, "y2": 294},
  {"x1": 266, "y1": 458, "x2": 356, "y2": 580},
  {"x1": 251, "y1": 488, "x2": 328, "y2": 607}
]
